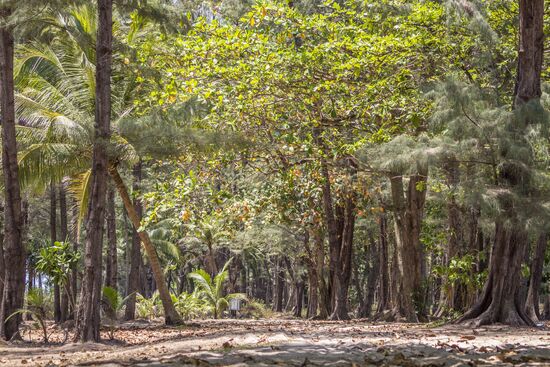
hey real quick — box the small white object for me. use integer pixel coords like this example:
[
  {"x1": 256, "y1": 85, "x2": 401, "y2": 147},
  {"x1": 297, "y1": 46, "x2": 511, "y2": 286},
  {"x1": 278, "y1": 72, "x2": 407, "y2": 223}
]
[{"x1": 229, "y1": 298, "x2": 241, "y2": 311}]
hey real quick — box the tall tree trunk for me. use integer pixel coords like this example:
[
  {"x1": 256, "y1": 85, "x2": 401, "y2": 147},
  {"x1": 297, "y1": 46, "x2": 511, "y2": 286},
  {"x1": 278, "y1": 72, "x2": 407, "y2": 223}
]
[
  {"x1": 306, "y1": 264, "x2": 318, "y2": 318},
  {"x1": 285, "y1": 285, "x2": 295, "y2": 312},
  {"x1": 465, "y1": 204, "x2": 481, "y2": 307},
  {"x1": 125, "y1": 160, "x2": 142, "y2": 321},
  {"x1": 376, "y1": 213, "x2": 390, "y2": 314},
  {"x1": 21, "y1": 201, "x2": 30, "y2": 323},
  {"x1": 543, "y1": 283, "x2": 550, "y2": 320},
  {"x1": 354, "y1": 258, "x2": 366, "y2": 318},
  {"x1": 26, "y1": 262, "x2": 33, "y2": 292},
  {"x1": 26, "y1": 252, "x2": 33, "y2": 321},
  {"x1": 74, "y1": 0, "x2": 112, "y2": 342},
  {"x1": 70, "y1": 201, "x2": 79, "y2": 319},
  {"x1": 525, "y1": 233, "x2": 547, "y2": 322},
  {"x1": 273, "y1": 256, "x2": 284, "y2": 312},
  {"x1": 109, "y1": 165, "x2": 182, "y2": 325},
  {"x1": 228, "y1": 254, "x2": 243, "y2": 294},
  {"x1": 206, "y1": 242, "x2": 217, "y2": 277},
  {"x1": 240, "y1": 263, "x2": 247, "y2": 296},
  {"x1": 0, "y1": 205, "x2": 4, "y2": 316},
  {"x1": 317, "y1": 154, "x2": 354, "y2": 320},
  {"x1": 459, "y1": 0, "x2": 544, "y2": 327},
  {"x1": 0, "y1": 7, "x2": 24, "y2": 341},
  {"x1": 50, "y1": 183, "x2": 62, "y2": 323},
  {"x1": 459, "y1": 221, "x2": 532, "y2": 325},
  {"x1": 390, "y1": 168, "x2": 428, "y2": 322},
  {"x1": 140, "y1": 260, "x2": 149, "y2": 297},
  {"x1": 318, "y1": 158, "x2": 341, "y2": 315},
  {"x1": 59, "y1": 183, "x2": 69, "y2": 322},
  {"x1": 330, "y1": 195, "x2": 355, "y2": 320},
  {"x1": 312, "y1": 228, "x2": 330, "y2": 319},
  {"x1": 364, "y1": 231, "x2": 380, "y2": 318},
  {"x1": 390, "y1": 237, "x2": 400, "y2": 313},
  {"x1": 293, "y1": 277, "x2": 305, "y2": 318},
  {"x1": 264, "y1": 259, "x2": 272, "y2": 304},
  {"x1": 303, "y1": 229, "x2": 319, "y2": 318},
  {"x1": 283, "y1": 257, "x2": 296, "y2": 313},
  {"x1": 436, "y1": 158, "x2": 463, "y2": 317},
  {"x1": 105, "y1": 186, "x2": 117, "y2": 290},
  {"x1": 59, "y1": 184, "x2": 68, "y2": 242}
]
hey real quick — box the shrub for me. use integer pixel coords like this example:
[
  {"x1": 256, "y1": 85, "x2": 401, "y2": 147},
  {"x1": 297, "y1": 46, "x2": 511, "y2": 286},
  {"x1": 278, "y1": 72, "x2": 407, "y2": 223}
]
[
  {"x1": 136, "y1": 291, "x2": 163, "y2": 320},
  {"x1": 173, "y1": 291, "x2": 208, "y2": 320},
  {"x1": 240, "y1": 299, "x2": 274, "y2": 319}
]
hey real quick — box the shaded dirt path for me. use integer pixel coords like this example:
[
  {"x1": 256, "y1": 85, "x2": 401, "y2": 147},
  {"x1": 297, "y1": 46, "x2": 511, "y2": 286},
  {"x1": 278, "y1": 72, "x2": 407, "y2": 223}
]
[{"x1": 1, "y1": 319, "x2": 550, "y2": 366}]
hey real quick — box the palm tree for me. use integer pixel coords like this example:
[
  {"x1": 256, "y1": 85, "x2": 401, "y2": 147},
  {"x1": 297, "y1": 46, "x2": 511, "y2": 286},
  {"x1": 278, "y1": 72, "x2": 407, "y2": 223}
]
[
  {"x1": 182, "y1": 215, "x2": 232, "y2": 276},
  {"x1": 14, "y1": 4, "x2": 184, "y2": 326},
  {"x1": 188, "y1": 259, "x2": 245, "y2": 319},
  {"x1": 73, "y1": 0, "x2": 113, "y2": 342},
  {"x1": 0, "y1": 4, "x2": 25, "y2": 341}
]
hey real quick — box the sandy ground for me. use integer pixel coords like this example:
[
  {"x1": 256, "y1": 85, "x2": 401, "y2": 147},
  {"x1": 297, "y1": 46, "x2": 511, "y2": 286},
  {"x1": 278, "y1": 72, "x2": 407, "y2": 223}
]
[{"x1": 1, "y1": 319, "x2": 550, "y2": 366}]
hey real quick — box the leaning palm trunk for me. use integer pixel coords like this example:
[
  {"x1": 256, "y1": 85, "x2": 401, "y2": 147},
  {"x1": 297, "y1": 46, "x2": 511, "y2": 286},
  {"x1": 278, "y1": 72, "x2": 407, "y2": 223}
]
[{"x1": 108, "y1": 164, "x2": 182, "y2": 325}]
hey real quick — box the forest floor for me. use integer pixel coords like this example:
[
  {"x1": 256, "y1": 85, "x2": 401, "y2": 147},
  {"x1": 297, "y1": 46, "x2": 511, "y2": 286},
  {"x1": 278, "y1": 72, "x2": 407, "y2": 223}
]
[{"x1": 1, "y1": 319, "x2": 550, "y2": 366}]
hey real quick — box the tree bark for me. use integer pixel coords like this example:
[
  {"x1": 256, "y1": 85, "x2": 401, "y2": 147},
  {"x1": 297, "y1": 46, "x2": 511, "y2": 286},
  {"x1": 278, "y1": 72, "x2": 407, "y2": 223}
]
[
  {"x1": 363, "y1": 231, "x2": 380, "y2": 318},
  {"x1": 263, "y1": 258, "x2": 272, "y2": 304},
  {"x1": 59, "y1": 184, "x2": 68, "y2": 242},
  {"x1": 312, "y1": 227, "x2": 330, "y2": 319},
  {"x1": 0, "y1": 205, "x2": 4, "y2": 319},
  {"x1": 70, "y1": 200, "x2": 79, "y2": 319},
  {"x1": 390, "y1": 168, "x2": 428, "y2": 322},
  {"x1": 376, "y1": 213, "x2": 390, "y2": 314},
  {"x1": 50, "y1": 183, "x2": 62, "y2": 323},
  {"x1": 283, "y1": 257, "x2": 296, "y2": 313},
  {"x1": 436, "y1": 158, "x2": 463, "y2": 317},
  {"x1": 274, "y1": 256, "x2": 285, "y2": 312},
  {"x1": 459, "y1": 0, "x2": 544, "y2": 327},
  {"x1": 306, "y1": 263, "x2": 318, "y2": 318},
  {"x1": 317, "y1": 156, "x2": 342, "y2": 314},
  {"x1": 26, "y1": 251, "x2": 33, "y2": 321},
  {"x1": 59, "y1": 183, "x2": 69, "y2": 322},
  {"x1": 228, "y1": 254, "x2": 242, "y2": 294},
  {"x1": 125, "y1": 161, "x2": 142, "y2": 320},
  {"x1": 390, "y1": 238, "x2": 399, "y2": 313},
  {"x1": 0, "y1": 7, "x2": 25, "y2": 341},
  {"x1": 206, "y1": 242, "x2": 217, "y2": 277},
  {"x1": 330, "y1": 194, "x2": 355, "y2": 320},
  {"x1": 303, "y1": 229, "x2": 319, "y2": 318},
  {"x1": 514, "y1": 0, "x2": 544, "y2": 107},
  {"x1": 294, "y1": 277, "x2": 305, "y2": 318},
  {"x1": 465, "y1": 203, "x2": 481, "y2": 307},
  {"x1": 317, "y1": 154, "x2": 355, "y2": 321},
  {"x1": 525, "y1": 233, "x2": 547, "y2": 322},
  {"x1": 105, "y1": 185, "x2": 117, "y2": 290},
  {"x1": 459, "y1": 221, "x2": 533, "y2": 326},
  {"x1": 109, "y1": 165, "x2": 182, "y2": 325},
  {"x1": 74, "y1": 0, "x2": 112, "y2": 342},
  {"x1": 354, "y1": 257, "x2": 366, "y2": 317},
  {"x1": 543, "y1": 283, "x2": 550, "y2": 320}
]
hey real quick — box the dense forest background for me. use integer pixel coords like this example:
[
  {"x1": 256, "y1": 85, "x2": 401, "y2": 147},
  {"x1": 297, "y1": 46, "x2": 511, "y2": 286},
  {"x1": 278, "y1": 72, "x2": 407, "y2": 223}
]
[{"x1": 0, "y1": 0, "x2": 549, "y2": 343}]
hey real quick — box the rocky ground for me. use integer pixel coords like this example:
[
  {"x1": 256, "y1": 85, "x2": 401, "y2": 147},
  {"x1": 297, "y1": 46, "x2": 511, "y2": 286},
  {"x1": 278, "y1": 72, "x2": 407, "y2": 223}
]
[{"x1": 1, "y1": 319, "x2": 549, "y2": 366}]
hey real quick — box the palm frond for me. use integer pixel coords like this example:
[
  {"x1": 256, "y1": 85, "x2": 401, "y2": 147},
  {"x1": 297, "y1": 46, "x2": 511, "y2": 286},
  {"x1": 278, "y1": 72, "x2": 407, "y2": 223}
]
[
  {"x1": 18, "y1": 142, "x2": 89, "y2": 192},
  {"x1": 151, "y1": 238, "x2": 182, "y2": 263},
  {"x1": 68, "y1": 169, "x2": 92, "y2": 233},
  {"x1": 188, "y1": 270, "x2": 216, "y2": 304},
  {"x1": 214, "y1": 258, "x2": 232, "y2": 299}
]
